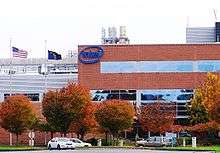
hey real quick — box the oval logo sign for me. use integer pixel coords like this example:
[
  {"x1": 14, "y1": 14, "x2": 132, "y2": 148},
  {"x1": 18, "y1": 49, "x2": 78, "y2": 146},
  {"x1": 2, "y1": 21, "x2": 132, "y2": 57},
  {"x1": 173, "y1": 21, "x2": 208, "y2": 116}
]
[{"x1": 78, "y1": 46, "x2": 104, "y2": 64}]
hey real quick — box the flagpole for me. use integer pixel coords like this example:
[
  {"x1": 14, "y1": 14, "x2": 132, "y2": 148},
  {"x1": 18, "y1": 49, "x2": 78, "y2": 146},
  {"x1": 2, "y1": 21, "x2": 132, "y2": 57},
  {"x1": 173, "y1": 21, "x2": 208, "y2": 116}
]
[
  {"x1": 9, "y1": 37, "x2": 13, "y2": 146},
  {"x1": 44, "y1": 40, "x2": 47, "y2": 95},
  {"x1": 43, "y1": 40, "x2": 47, "y2": 144},
  {"x1": 9, "y1": 38, "x2": 12, "y2": 95}
]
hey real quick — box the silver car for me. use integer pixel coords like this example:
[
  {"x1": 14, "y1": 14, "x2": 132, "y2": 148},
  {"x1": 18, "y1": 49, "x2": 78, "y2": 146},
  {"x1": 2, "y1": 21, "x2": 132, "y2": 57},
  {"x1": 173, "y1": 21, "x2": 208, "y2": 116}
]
[{"x1": 69, "y1": 138, "x2": 92, "y2": 147}]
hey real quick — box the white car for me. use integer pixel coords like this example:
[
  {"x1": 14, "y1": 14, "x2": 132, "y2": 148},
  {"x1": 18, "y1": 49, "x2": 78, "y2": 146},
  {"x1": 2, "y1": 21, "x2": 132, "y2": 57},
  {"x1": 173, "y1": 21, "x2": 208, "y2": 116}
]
[
  {"x1": 69, "y1": 138, "x2": 92, "y2": 147},
  {"x1": 47, "y1": 137, "x2": 76, "y2": 150},
  {"x1": 136, "y1": 139, "x2": 149, "y2": 147}
]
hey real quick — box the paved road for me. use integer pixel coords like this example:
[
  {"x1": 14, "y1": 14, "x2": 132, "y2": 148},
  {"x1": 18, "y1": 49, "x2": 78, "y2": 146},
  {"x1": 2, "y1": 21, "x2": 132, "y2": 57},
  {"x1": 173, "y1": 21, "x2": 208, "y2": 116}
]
[{"x1": 0, "y1": 148, "x2": 213, "y2": 153}]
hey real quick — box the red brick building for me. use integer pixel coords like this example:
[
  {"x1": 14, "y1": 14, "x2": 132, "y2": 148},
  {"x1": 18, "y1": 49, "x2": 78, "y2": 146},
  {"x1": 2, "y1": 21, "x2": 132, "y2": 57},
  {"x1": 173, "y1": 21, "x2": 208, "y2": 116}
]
[
  {"x1": 1, "y1": 43, "x2": 220, "y2": 146},
  {"x1": 78, "y1": 44, "x2": 220, "y2": 119}
]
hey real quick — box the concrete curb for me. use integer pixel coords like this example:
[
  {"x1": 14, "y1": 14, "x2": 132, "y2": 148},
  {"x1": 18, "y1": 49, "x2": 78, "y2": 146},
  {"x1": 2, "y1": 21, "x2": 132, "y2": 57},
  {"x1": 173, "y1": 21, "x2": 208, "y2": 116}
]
[{"x1": 89, "y1": 146, "x2": 216, "y2": 152}]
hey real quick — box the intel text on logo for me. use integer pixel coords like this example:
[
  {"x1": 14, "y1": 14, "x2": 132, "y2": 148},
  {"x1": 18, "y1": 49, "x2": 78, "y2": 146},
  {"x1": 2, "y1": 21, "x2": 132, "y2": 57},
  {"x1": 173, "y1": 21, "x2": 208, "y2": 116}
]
[{"x1": 79, "y1": 46, "x2": 104, "y2": 64}]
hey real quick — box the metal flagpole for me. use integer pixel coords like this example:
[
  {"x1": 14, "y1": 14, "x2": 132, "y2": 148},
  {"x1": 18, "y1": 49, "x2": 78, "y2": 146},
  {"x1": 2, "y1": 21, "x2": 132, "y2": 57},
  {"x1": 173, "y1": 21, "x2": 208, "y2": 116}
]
[
  {"x1": 44, "y1": 40, "x2": 47, "y2": 95},
  {"x1": 44, "y1": 40, "x2": 47, "y2": 145},
  {"x1": 9, "y1": 38, "x2": 13, "y2": 146},
  {"x1": 9, "y1": 38, "x2": 12, "y2": 96}
]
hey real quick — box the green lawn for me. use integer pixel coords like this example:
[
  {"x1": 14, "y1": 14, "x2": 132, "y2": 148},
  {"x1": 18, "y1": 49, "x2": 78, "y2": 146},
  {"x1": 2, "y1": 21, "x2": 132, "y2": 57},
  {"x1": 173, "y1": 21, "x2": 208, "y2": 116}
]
[
  {"x1": 0, "y1": 146, "x2": 45, "y2": 151},
  {"x1": 167, "y1": 146, "x2": 220, "y2": 152}
]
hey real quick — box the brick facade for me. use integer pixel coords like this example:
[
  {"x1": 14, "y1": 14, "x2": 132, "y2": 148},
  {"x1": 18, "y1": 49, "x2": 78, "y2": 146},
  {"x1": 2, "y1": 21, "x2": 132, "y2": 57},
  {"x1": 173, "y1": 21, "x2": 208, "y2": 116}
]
[{"x1": 79, "y1": 44, "x2": 220, "y2": 90}]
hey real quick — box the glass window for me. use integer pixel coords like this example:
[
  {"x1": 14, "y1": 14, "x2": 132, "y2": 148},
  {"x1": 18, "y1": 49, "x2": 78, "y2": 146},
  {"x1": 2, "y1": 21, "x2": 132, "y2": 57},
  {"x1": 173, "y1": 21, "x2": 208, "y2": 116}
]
[
  {"x1": 140, "y1": 89, "x2": 194, "y2": 102},
  {"x1": 101, "y1": 62, "x2": 137, "y2": 73},
  {"x1": 4, "y1": 93, "x2": 39, "y2": 101},
  {"x1": 4, "y1": 94, "x2": 10, "y2": 100},
  {"x1": 101, "y1": 60, "x2": 220, "y2": 73},
  {"x1": 141, "y1": 94, "x2": 156, "y2": 100},
  {"x1": 25, "y1": 93, "x2": 40, "y2": 101},
  {"x1": 198, "y1": 64, "x2": 214, "y2": 72},
  {"x1": 177, "y1": 94, "x2": 193, "y2": 100},
  {"x1": 177, "y1": 111, "x2": 188, "y2": 116},
  {"x1": 137, "y1": 61, "x2": 157, "y2": 72},
  {"x1": 198, "y1": 61, "x2": 220, "y2": 72},
  {"x1": 139, "y1": 89, "x2": 194, "y2": 118},
  {"x1": 91, "y1": 90, "x2": 136, "y2": 101},
  {"x1": 101, "y1": 61, "x2": 193, "y2": 73}
]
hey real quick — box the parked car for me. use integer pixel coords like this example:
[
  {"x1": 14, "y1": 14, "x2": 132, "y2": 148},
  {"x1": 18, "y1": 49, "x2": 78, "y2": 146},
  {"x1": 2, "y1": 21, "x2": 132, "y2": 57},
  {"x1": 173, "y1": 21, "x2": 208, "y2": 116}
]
[
  {"x1": 47, "y1": 137, "x2": 76, "y2": 150},
  {"x1": 69, "y1": 138, "x2": 92, "y2": 147},
  {"x1": 179, "y1": 131, "x2": 191, "y2": 137},
  {"x1": 136, "y1": 139, "x2": 149, "y2": 147},
  {"x1": 136, "y1": 136, "x2": 176, "y2": 147}
]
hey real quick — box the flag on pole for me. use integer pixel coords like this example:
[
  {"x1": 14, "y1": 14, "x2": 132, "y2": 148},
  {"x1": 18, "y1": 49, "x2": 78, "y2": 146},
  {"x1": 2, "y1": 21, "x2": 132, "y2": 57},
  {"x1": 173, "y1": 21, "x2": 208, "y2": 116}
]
[
  {"x1": 12, "y1": 47, "x2": 28, "y2": 58},
  {"x1": 48, "y1": 50, "x2": 62, "y2": 60}
]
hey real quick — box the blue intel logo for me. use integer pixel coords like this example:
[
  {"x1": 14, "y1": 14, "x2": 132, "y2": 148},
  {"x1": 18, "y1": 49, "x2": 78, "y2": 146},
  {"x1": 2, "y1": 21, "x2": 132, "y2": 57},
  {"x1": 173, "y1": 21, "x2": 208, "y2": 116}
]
[{"x1": 78, "y1": 46, "x2": 104, "y2": 64}]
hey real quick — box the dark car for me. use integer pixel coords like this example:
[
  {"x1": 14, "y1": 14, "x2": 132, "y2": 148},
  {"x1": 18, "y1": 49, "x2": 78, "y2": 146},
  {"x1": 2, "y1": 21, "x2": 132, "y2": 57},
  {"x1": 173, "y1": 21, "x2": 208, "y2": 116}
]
[{"x1": 179, "y1": 131, "x2": 191, "y2": 137}]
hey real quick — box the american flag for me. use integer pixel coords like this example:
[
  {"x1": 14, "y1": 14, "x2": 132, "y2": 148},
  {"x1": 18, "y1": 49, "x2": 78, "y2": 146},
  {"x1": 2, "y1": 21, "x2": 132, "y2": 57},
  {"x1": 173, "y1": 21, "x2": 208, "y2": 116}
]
[{"x1": 12, "y1": 47, "x2": 28, "y2": 58}]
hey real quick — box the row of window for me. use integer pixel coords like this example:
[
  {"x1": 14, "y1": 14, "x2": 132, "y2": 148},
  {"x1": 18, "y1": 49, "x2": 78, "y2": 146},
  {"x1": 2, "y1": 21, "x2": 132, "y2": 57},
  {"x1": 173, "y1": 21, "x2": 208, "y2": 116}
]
[
  {"x1": 101, "y1": 60, "x2": 220, "y2": 73},
  {"x1": 4, "y1": 93, "x2": 40, "y2": 101},
  {"x1": 91, "y1": 90, "x2": 137, "y2": 101},
  {"x1": 91, "y1": 89, "x2": 194, "y2": 102},
  {"x1": 91, "y1": 89, "x2": 193, "y2": 117},
  {"x1": 0, "y1": 64, "x2": 77, "y2": 75}
]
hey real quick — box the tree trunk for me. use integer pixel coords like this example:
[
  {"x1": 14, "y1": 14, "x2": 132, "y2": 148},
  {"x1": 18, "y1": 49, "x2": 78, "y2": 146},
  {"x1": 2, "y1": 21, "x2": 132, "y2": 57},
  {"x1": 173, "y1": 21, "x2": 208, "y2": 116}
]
[
  {"x1": 50, "y1": 132, "x2": 54, "y2": 139},
  {"x1": 64, "y1": 132, "x2": 67, "y2": 137},
  {"x1": 77, "y1": 133, "x2": 80, "y2": 139},
  {"x1": 105, "y1": 132, "x2": 108, "y2": 145},
  {"x1": 16, "y1": 133, "x2": 19, "y2": 145},
  {"x1": 80, "y1": 132, "x2": 85, "y2": 141},
  {"x1": 112, "y1": 134, "x2": 115, "y2": 146},
  {"x1": 115, "y1": 133, "x2": 119, "y2": 146}
]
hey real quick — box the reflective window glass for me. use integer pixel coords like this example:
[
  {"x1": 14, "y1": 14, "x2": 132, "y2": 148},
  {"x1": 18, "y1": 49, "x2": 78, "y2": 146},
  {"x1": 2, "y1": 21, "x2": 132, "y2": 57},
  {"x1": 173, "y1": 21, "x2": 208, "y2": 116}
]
[
  {"x1": 198, "y1": 61, "x2": 220, "y2": 72},
  {"x1": 4, "y1": 93, "x2": 39, "y2": 101},
  {"x1": 91, "y1": 90, "x2": 136, "y2": 101},
  {"x1": 140, "y1": 89, "x2": 194, "y2": 102},
  {"x1": 101, "y1": 61, "x2": 194, "y2": 73},
  {"x1": 101, "y1": 60, "x2": 220, "y2": 73},
  {"x1": 198, "y1": 64, "x2": 214, "y2": 72},
  {"x1": 177, "y1": 94, "x2": 193, "y2": 100}
]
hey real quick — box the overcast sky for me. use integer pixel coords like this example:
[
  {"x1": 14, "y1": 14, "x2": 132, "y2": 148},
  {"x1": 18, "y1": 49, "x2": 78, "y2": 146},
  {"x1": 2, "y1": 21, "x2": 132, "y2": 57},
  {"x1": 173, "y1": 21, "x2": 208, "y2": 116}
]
[{"x1": 0, "y1": 0, "x2": 219, "y2": 58}]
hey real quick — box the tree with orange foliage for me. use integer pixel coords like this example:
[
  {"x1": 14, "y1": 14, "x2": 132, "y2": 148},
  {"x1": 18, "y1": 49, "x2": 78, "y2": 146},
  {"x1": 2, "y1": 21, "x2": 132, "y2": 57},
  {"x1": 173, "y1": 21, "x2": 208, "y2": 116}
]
[
  {"x1": 70, "y1": 102, "x2": 97, "y2": 140},
  {"x1": 197, "y1": 73, "x2": 220, "y2": 123},
  {"x1": 95, "y1": 100, "x2": 135, "y2": 139},
  {"x1": 42, "y1": 83, "x2": 91, "y2": 136},
  {"x1": 187, "y1": 121, "x2": 220, "y2": 140},
  {"x1": 140, "y1": 102, "x2": 176, "y2": 134},
  {"x1": 0, "y1": 95, "x2": 37, "y2": 144}
]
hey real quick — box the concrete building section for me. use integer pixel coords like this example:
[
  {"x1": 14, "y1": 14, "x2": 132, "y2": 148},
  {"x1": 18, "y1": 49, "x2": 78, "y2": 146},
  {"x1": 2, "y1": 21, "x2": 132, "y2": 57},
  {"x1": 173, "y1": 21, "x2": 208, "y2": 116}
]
[
  {"x1": 0, "y1": 58, "x2": 78, "y2": 102},
  {"x1": 186, "y1": 27, "x2": 216, "y2": 43},
  {"x1": 0, "y1": 57, "x2": 78, "y2": 145}
]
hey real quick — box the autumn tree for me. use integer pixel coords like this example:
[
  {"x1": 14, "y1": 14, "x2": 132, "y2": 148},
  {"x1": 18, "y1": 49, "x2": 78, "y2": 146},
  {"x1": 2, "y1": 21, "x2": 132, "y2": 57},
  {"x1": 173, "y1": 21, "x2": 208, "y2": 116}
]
[
  {"x1": 187, "y1": 121, "x2": 220, "y2": 140},
  {"x1": 186, "y1": 73, "x2": 220, "y2": 141},
  {"x1": 199, "y1": 73, "x2": 220, "y2": 122},
  {"x1": 70, "y1": 102, "x2": 97, "y2": 140},
  {"x1": 95, "y1": 100, "x2": 135, "y2": 139},
  {"x1": 42, "y1": 83, "x2": 90, "y2": 136},
  {"x1": 187, "y1": 90, "x2": 209, "y2": 125},
  {"x1": 140, "y1": 102, "x2": 176, "y2": 134},
  {"x1": 0, "y1": 95, "x2": 37, "y2": 144}
]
